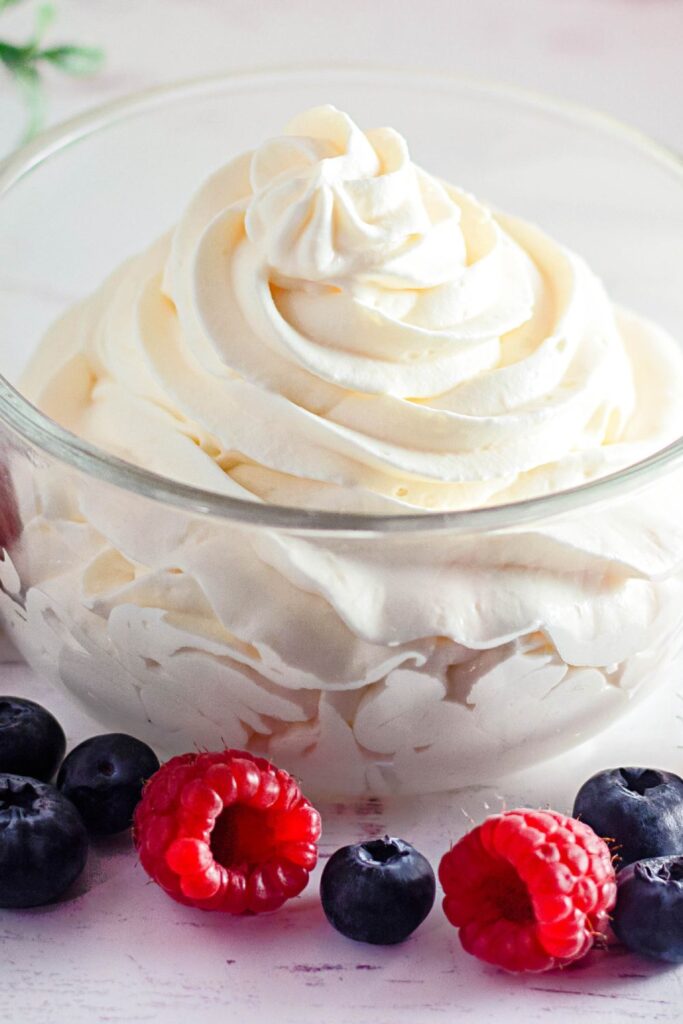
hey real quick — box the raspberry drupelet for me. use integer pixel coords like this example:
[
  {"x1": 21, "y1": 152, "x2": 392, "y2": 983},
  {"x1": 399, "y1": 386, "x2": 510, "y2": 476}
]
[
  {"x1": 439, "y1": 808, "x2": 617, "y2": 973},
  {"x1": 134, "y1": 749, "x2": 321, "y2": 913}
]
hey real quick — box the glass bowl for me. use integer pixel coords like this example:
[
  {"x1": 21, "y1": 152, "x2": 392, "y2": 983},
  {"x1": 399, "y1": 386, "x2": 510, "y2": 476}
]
[{"x1": 1, "y1": 68, "x2": 683, "y2": 796}]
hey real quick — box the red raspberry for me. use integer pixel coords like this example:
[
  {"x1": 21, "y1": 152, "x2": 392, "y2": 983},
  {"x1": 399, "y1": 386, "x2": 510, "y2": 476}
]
[
  {"x1": 439, "y1": 809, "x2": 617, "y2": 973},
  {"x1": 0, "y1": 459, "x2": 20, "y2": 555},
  {"x1": 134, "y1": 749, "x2": 321, "y2": 914}
]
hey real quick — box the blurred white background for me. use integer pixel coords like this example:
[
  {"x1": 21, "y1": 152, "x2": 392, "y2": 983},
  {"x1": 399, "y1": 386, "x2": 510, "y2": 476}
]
[{"x1": 1, "y1": 0, "x2": 682, "y2": 155}]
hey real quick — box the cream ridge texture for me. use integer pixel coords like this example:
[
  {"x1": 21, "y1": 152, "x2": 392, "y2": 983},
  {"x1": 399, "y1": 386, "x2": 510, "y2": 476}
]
[
  {"x1": 12, "y1": 105, "x2": 683, "y2": 794},
  {"x1": 22, "y1": 105, "x2": 683, "y2": 511}
]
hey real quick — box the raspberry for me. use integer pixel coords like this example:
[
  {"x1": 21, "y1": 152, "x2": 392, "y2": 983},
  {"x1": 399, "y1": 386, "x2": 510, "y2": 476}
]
[
  {"x1": 0, "y1": 460, "x2": 20, "y2": 555},
  {"x1": 134, "y1": 749, "x2": 321, "y2": 914},
  {"x1": 439, "y1": 809, "x2": 617, "y2": 973}
]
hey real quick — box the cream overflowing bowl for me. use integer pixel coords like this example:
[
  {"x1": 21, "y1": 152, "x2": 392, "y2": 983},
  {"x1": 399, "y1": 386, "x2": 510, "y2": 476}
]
[{"x1": 2, "y1": 71, "x2": 683, "y2": 794}]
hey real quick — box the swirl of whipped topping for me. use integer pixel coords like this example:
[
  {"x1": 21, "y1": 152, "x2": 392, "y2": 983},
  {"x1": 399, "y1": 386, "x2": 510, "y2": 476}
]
[{"x1": 24, "y1": 105, "x2": 683, "y2": 512}]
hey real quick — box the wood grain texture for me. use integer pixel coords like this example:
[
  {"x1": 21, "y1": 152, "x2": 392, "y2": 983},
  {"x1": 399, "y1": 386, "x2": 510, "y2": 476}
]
[{"x1": 1, "y1": 657, "x2": 682, "y2": 1024}]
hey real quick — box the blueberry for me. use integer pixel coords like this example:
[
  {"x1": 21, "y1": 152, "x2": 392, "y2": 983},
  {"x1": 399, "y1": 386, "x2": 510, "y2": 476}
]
[
  {"x1": 320, "y1": 836, "x2": 435, "y2": 945},
  {"x1": 573, "y1": 767, "x2": 683, "y2": 868},
  {"x1": 0, "y1": 773, "x2": 88, "y2": 907},
  {"x1": 612, "y1": 856, "x2": 683, "y2": 962},
  {"x1": 57, "y1": 733, "x2": 159, "y2": 835},
  {"x1": 0, "y1": 696, "x2": 66, "y2": 782}
]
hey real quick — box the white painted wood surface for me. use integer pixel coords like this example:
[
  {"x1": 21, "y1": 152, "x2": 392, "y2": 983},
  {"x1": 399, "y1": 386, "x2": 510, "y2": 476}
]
[
  {"x1": 1, "y1": 2, "x2": 683, "y2": 1021},
  {"x1": 2, "y1": 659, "x2": 683, "y2": 1024}
]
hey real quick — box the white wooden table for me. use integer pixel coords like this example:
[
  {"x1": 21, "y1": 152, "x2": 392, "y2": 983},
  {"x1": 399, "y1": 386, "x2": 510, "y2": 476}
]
[
  {"x1": 1, "y1": 2, "x2": 683, "y2": 1022},
  {"x1": 2, "y1": 656, "x2": 682, "y2": 1024}
]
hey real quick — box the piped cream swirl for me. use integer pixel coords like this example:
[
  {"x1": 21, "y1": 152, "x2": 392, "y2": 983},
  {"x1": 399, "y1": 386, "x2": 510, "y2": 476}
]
[{"x1": 23, "y1": 105, "x2": 683, "y2": 512}]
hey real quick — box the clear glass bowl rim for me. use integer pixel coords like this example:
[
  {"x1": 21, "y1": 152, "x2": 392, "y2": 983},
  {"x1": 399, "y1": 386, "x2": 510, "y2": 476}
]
[{"x1": 2, "y1": 64, "x2": 683, "y2": 535}]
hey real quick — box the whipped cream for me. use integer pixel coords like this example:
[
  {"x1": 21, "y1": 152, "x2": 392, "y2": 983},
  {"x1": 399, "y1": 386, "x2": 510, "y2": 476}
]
[
  {"x1": 12, "y1": 107, "x2": 683, "y2": 794},
  {"x1": 23, "y1": 105, "x2": 683, "y2": 512}
]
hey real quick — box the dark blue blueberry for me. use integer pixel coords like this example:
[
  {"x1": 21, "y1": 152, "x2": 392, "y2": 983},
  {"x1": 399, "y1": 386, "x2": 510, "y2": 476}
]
[
  {"x1": 612, "y1": 856, "x2": 683, "y2": 962},
  {"x1": 57, "y1": 733, "x2": 159, "y2": 835},
  {"x1": 0, "y1": 696, "x2": 66, "y2": 782},
  {"x1": 573, "y1": 767, "x2": 683, "y2": 868},
  {"x1": 0, "y1": 773, "x2": 88, "y2": 907},
  {"x1": 320, "y1": 836, "x2": 435, "y2": 945}
]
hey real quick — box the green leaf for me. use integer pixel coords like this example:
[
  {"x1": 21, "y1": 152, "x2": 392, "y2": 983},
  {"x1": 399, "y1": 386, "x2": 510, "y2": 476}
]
[
  {"x1": 1, "y1": 0, "x2": 105, "y2": 143},
  {"x1": 39, "y1": 44, "x2": 104, "y2": 76},
  {"x1": 0, "y1": 40, "x2": 29, "y2": 69},
  {"x1": 13, "y1": 63, "x2": 44, "y2": 140},
  {"x1": 32, "y1": 2, "x2": 56, "y2": 45}
]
